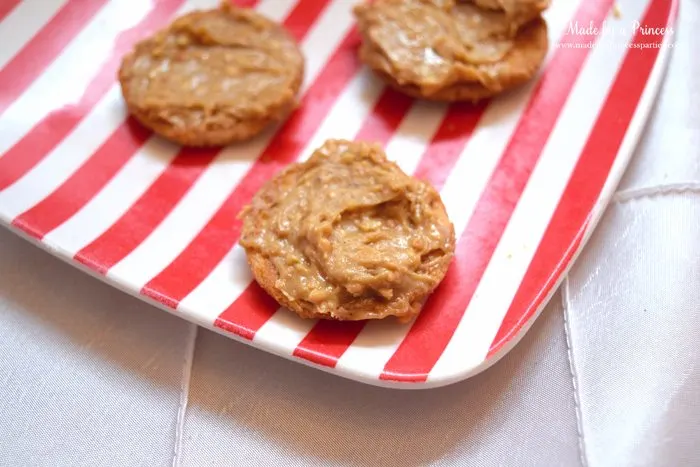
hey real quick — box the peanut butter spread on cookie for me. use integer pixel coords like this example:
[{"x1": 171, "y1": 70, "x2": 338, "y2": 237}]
[
  {"x1": 240, "y1": 140, "x2": 455, "y2": 321},
  {"x1": 119, "y1": 3, "x2": 303, "y2": 130},
  {"x1": 354, "y1": 0, "x2": 531, "y2": 95}
]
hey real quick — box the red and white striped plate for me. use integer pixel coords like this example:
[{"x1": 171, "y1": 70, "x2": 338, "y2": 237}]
[{"x1": 0, "y1": 0, "x2": 677, "y2": 388}]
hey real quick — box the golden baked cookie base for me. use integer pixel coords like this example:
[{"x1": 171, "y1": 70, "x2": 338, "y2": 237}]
[
  {"x1": 118, "y1": 5, "x2": 304, "y2": 147},
  {"x1": 240, "y1": 140, "x2": 455, "y2": 322}
]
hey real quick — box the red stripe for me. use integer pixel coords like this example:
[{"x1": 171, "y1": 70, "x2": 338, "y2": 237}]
[
  {"x1": 413, "y1": 102, "x2": 488, "y2": 190},
  {"x1": 292, "y1": 320, "x2": 367, "y2": 366},
  {"x1": 232, "y1": 0, "x2": 259, "y2": 6},
  {"x1": 211, "y1": 282, "x2": 281, "y2": 341},
  {"x1": 282, "y1": 0, "x2": 331, "y2": 41},
  {"x1": 144, "y1": 24, "x2": 358, "y2": 310},
  {"x1": 380, "y1": 0, "x2": 615, "y2": 383},
  {"x1": 0, "y1": 0, "x2": 20, "y2": 22},
  {"x1": 353, "y1": 89, "x2": 414, "y2": 144},
  {"x1": 0, "y1": 0, "x2": 184, "y2": 192},
  {"x1": 292, "y1": 101, "x2": 486, "y2": 366},
  {"x1": 488, "y1": 0, "x2": 674, "y2": 357},
  {"x1": 0, "y1": 0, "x2": 107, "y2": 116}
]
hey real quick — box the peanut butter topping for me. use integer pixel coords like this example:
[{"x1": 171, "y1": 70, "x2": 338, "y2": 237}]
[
  {"x1": 354, "y1": 0, "x2": 530, "y2": 95},
  {"x1": 240, "y1": 140, "x2": 455, "y2": 321},
  {"x1": 119, "y1": 4, "x2": 303, "y2": 129}
]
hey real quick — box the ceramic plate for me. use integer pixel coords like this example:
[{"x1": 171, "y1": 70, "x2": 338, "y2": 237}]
[{"x1": 0, "y1": 0, "x2": 677, "y2": 388}]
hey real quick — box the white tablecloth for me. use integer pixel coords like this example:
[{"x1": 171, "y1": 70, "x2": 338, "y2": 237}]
[{"x1": 1, "y1": 2, "x2": 698, "y2": 465}]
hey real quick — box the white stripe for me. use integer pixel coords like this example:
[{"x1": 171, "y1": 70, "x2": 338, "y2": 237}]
[
  {"x1": 337, "y1": 0, "x2": 582, "y2": 379},
  {"x1": 179, "y1": 69, "x2": 384, "y2": 325},
  {"x1": 0, "y1": 0, "x2": 155, "y2": 157},
  {"x1": 301, "y1": 70, "x2": 385, "y2": 163},
  {"x1": 253, "y1": 312, "x2": 317, "y2": 355},
  {"x1": 103, "y1": 0, "x2": 352, "y2": 291},
  {"x1": 0, "y1": 0, "x2": 68, "y2": 70},
  {"x1": 255, "y1": 0, "x2": 298, "y2": 23},
  {"x1": 292, "y1": 0, "x2": 353, "y2": 92},
  {"x1": 335, "y1": 318, "x2": 416, "y2": 377},
  {"x1": 429, "y1": 0, "x2": 647, "y2": 381},
  {"x1": 178, "y1": 245, "x2": 254, "y2": 323}
]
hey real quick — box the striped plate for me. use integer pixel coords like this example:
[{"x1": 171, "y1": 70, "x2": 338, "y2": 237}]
[{"x1": 0, "y1": 0, "x2": 677, "y2": 388}]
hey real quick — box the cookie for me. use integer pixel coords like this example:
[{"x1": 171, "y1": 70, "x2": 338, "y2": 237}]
[
  {"x1": 354, "y1": 0, "x2": 548, "y2": 102},
  {"x1": 118, "y1": 3, "x2": 304, "y2": 146},
  {"x1": 239, "y1": 140, "x2": 456, "y2": 321}
]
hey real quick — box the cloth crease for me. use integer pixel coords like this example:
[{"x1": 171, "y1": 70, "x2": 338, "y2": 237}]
[
  {"x1": 613, "y1": 182, "x2": 700, "y2": 203},
  {"x1": 562, "y1": 279, "x2": 589, "y2": 467},
  {"x1": 172, "y1": 323, "x2": 198, "y2": 467}
]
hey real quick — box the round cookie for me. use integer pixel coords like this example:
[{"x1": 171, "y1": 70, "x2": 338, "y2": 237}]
[
  {"x1": 239, "y1": 140, "x2": 456, "y2": 321},
  {"x1": 354, "y1": 0, "x2": 548, "y2": 102},
  {"x1": 119, "y1": 3, "x2": 303, "y2": 146}
]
